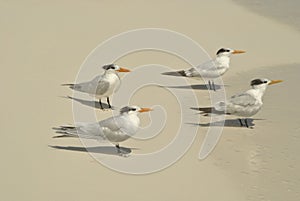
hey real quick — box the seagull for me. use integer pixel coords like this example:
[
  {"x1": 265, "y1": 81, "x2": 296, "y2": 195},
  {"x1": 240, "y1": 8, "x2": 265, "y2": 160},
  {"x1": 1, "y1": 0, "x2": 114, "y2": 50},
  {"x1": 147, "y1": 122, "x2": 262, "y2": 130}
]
[
  {"x1": 198, "y1": 78, "x2": 283, "y2": 128},
  {"x1": 53, "y1": 106, "x2": 152, "y2": 155},
  {"x1": 162, "y1": 48, "x2": 245, "y2": 91},
  {"x1": 62, "y1": 64, "x2": 130, "y2": 109}
]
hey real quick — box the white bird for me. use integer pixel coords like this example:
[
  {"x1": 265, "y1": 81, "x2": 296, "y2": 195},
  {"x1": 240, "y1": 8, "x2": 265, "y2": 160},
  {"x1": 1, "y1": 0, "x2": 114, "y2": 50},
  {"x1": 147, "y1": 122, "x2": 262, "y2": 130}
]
[
  {"x1": 54, "y1": 106, "x2": 152, "y2": 154},
  {"x1": 199, "y1": 78, "x2": 283, "y2": 127},
  {"x1": 62, "y1": 64, "x2": 130, "y2": 109},
  {"x1": 162, "y1": 48, "x2": 245, "y2": 90}
]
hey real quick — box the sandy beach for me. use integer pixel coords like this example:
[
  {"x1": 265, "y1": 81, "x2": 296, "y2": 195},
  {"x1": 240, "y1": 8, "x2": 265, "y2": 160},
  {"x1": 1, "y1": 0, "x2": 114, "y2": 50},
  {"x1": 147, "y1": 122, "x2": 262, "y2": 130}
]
[{"x1": 0, "y1": 0, "x2": 299, "y2": 200}]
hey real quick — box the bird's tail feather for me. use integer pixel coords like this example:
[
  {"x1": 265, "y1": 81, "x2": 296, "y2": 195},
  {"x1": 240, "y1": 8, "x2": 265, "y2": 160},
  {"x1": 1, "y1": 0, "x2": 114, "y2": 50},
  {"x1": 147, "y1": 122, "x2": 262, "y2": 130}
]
[
  {"x1": 52, "y1": 133, "x2": 78, "y2": 138},
  {"x1": 59, "y1": 125, "x2": 76, "y2": 130},
  {"x1": 61, "y1": 83, "x2": 79, "y2": 90},
  {"x1": 61, "y1": 84, "x2": 74, "y2": 87},
  {"x1": 161, "y1": 70, "x2": 187, "y2": 77},
  {"x1": 198, "y1": 107, "x2": 227, "y2": 115},
  {"x1": 52, "y1": 126, "x2": 104, "y2": 140},
  {"x1": 61, "y1": 83, "x2": 75, "y2": 89},
  {"x1": 52, "y1": 126, "x2": 78, "y2": 136},
  {"x1": 199, "y1": 107, "x2": 214, "y2": 113}
]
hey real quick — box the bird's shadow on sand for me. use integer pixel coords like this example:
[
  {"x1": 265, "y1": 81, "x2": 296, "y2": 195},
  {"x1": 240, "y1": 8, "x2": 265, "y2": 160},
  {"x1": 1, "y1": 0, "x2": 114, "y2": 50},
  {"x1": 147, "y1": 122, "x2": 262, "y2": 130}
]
[
  {"x1": 187, "y1": 118, "x2": 264, "y2": 128},
  {"x1": 163, "y1": 84, "x2": 227, "y2": 91},
  {"x1": 61, "y1": 96, "x2": 114, "y2": 110},
  {"x1": 161, "y1": 72, "x2": 228, "y2": 91},
  {"x1": 190, "y1": 107, "x2": 204, "y2": 111},
  {"x1": 49, "y1": 145, "x2": 135, "y2": 156}
]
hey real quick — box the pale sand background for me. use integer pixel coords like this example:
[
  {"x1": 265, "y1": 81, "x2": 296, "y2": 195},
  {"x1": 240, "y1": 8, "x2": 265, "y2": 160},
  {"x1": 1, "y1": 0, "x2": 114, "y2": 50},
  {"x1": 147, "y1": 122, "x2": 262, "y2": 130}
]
[
  {"x1": 1, "y1": 0, "x2": 300, "y2": 200},
  {"x1": 233, "y1": 0, "x2": 300, "y2": 31}
]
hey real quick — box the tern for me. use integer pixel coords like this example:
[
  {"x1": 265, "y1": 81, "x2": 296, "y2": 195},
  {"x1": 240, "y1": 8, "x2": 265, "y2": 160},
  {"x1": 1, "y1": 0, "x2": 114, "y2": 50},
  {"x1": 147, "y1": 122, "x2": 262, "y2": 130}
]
[
  {"x1": 162, "y1": 48, "x2": 245, "y2": 90},
  {"x1": 54, "y1": 106, "x2": 152, "y2": 155},
  {"x1": 62, "y1": 64, "x2": 130, "y2": 109},
  {"x1": 199, "y1": 78, "x2": 283, "y2": 128}
]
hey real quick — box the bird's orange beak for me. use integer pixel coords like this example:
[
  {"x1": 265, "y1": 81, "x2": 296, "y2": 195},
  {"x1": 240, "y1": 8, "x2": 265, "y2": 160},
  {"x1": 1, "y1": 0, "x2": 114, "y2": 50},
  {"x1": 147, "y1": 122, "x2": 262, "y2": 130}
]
[
  {"x1": 232, "y1": 50, "x2": 246, "y2": 54},
  {"x1": 138, "y1": 108, "x2": 153, "y2": 113},
  {"x1": 117, "y1": 67, "x2": 131, "y2": 72},
  {"x1": 269, "y1": 80, "x2": 283, "y2": 85}
]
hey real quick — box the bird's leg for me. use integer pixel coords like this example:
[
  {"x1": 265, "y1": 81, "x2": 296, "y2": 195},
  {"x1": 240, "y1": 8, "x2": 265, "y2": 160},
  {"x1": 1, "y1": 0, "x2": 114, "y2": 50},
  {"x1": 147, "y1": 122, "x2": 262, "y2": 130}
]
[
  {"x1": 99, "y1": 99, "x2": 104, "y2": 110},
  {"x1": 115, "y1": 144, "x2": 121, "y2": 153},
  {"x1": 212, "y1": 80, "x2": 216, "y2": 91},
  {"x1": 244, "y1": 118, "x2": 249, "y2": 128},
  {"x1": 106, "y1": 97, "x2": 112, "y2": 109},
  {"x1": 244, "y1": 118, "x2": 253, "y2": 129},
  {"x1": 238, "y1": 118, "x2": 244, "y2": 127},
  {"x1": 115, "y1": 144, "x2": 129, "y2": 157},
  {"x1": 208, "y1": 80, "x2": 212, "y2": 90}
]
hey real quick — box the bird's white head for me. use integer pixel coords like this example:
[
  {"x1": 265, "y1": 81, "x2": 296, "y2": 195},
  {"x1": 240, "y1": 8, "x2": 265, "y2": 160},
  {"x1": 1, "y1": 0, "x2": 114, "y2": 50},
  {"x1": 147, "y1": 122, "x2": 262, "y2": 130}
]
[
  {"x1": 119, "y1": 106, "x2": 153, "y2": 115},
  {"x1": 250, "y1": 78, "x2": 283, "y2": 91},
  {"x1": 216, "y1": 48, "x2": 246, "y2": 57},
  {"x1": 102, "y1": 64, "x2": 131, "y2": 73}
]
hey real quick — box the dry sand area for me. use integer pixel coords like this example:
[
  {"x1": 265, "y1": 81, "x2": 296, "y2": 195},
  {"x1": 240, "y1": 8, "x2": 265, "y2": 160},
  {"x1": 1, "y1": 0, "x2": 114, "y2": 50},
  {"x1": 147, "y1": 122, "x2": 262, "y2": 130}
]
[{"x1": 1, "y1": 0, "x2": 299, "y2": 200}]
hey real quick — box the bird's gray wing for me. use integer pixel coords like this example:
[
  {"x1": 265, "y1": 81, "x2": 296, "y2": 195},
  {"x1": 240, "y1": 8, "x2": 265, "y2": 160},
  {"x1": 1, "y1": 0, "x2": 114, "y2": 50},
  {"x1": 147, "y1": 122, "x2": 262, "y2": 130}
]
[
  {"x1": 214, "y1": 93, "x2": 257, "y2": 112},
  {"x1": 99, "y1": 116, "x2": 123, "y2": 132},
  {"x1": 183, "y1": 59, "x2": 216, "y2": 77},
  {"x1": 100, "y1": 115, "x2": 137, "y2": 137},
  {"x1": 195, "y1": 59, "x2": 217, "y2": 72},
  {"x1": 70, "y1": 75, "x2": 103, "y2": 94},
  {"x1": 95, "y1": 78, "x2": 110, "y2": 96},
  {"x1": 229, "y1": 93, "x2": 257, "y2": 107},
  {"x1": 99, "y1": 115, "x2": 136, "y2": 141}
]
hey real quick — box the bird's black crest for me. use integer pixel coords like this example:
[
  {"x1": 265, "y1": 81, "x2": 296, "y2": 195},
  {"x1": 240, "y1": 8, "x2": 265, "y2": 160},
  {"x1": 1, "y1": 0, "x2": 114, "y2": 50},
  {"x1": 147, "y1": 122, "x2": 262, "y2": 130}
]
[
  {"x1": 250, "y1": 79, "x2": 267, "y2": 86},
  {"x1": 102, "y1": 64, "x2": 115, "y2": 70},
  {"x1": 120, "y1": 106, "x2": 136, "y2": 114},
  {"x1": 216, "y1": 48, "x2": 230, "y2": 55}
]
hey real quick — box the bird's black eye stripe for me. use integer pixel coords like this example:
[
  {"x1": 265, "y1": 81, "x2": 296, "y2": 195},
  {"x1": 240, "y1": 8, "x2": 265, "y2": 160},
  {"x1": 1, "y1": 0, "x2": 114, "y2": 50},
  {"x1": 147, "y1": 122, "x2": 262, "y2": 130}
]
[
  {"x1": 109, "y1": 64, "x2": 116, "y2": 69},
  {"x1": 251, "y1": 79, "x2": 267, "y2": 86},
  {"x1": 103, "y1": 64, "x2": 115, "y2": 70},
  {"x1": 131, "y1": 108, "x2": 136, "y2": 111},
  {"x1": 216, "y1": 48, "x2": 230, "y2": 55}
]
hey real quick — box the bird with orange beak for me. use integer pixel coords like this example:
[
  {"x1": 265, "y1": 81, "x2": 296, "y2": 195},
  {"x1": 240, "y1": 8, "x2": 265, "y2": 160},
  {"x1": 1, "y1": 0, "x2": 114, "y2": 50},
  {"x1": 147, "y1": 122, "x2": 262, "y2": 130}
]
[
  {"x1": 54, "y1": 106, "x2": 153, "y2": 155},
  {"x1": 162, "y1": 47, "x2": 246, "y2": 91},
  {"x1": 62, "y1": 64, "x2": 131, "y2": 109},
  {"x1": 199, "y1": 78, "x2": 283, "y2": 128}
]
